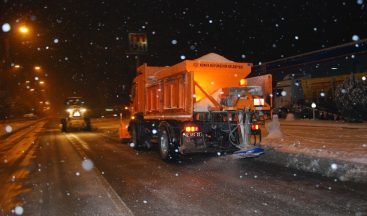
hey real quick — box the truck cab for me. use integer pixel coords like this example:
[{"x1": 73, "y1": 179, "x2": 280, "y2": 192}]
[{"x1": 61, "y1": 97, "x2": 91, "y2": 132}]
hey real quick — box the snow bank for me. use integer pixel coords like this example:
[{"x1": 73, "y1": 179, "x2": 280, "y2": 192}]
[
  {"x1": 265, "y1": 115, "x2": 283, "y2": 139},
  {"x1": 196, "y1": 53, "x2": 233, "y2": 62}
]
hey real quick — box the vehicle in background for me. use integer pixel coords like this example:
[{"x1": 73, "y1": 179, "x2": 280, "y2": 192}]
[
  {"x1": 61, "y1": 97, "x2": 91, "y2": 132},
  {"x1": 273, "y1": 72, "x2": 367, "y2": 118},
  {"x1": 119, "y1": 53, "x2": 272, "y2": 161},
  {"x1": 23, "y1": 113, "x2": 37, "y2": 118}
]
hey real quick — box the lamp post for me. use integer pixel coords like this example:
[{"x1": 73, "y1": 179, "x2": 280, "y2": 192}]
[{"x1": 311, "y1": 102, "x2": 317, "y2": 120}]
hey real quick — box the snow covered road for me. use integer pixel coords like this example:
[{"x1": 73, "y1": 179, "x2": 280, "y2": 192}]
[{"x1": 0, "y1": 118, "x2": 366, "y2": 215}]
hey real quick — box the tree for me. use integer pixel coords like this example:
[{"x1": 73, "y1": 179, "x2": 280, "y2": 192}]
[{"x1": 335, "y1": 75, "x2": 367, "y2": 122}]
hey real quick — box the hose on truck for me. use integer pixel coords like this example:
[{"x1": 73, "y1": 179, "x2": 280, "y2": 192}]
[{"x1": 221, "y1": 110, "x2": 258, "y2": 148}]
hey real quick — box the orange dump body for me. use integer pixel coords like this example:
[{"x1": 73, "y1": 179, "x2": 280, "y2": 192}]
[{"x1": 131, "y1": 60, "x2": 253, "y2": 121}]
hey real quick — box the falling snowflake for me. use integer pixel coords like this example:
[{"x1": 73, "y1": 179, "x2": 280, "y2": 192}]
[
  {"x1": 171, "y1": 39, "x2": 178, "y2": 45},
  {"x1": 2, "y1": 23, "x2": 11, "y2": 32},
  {"x1": 5, "y1": 125, "x2": 13, "y2": 133},
  {"x1": 180, "y1": 55, "x2": 186, "y2": 60},
  {"x1": 82, "y1": 159, "x2": 94, "y2": 171},
  {"x1": 356, "y1": 0, "x2": 364, "y2": 5},
  {"x1": 14, "y1": 206, "x2": 24, "y2": 215},
  {"x1": 54, "y1": 38, "x2": 59, "y2": 43},
  {"x1": 294, "y1": 36, "x2": 299, "y2": 40},
  {"x1": 75, "y1": 172, "x2": 80, "y2": 176},
  {"x1": 281, "y1": 90, "x2": 287, "y2": 96},
  {"x1": 331, "y1": 163, "x2": 338, "y2": 171},
  {"x1": 129, "y1": 143, "x2": 135, "y2": 148},
  {"x1": 352, "y1": 35, "x2": 360, "y2": 41}
]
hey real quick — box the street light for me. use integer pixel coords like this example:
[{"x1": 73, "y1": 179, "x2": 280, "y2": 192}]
[
  {"x1": 39, "y1": 81, "x2": 45, "y2": 85},
  {"x1": 18, "y1": 25, "x2": 30, "y2": 35},
  {"x1": 311, "y1": 102, "x2": 316, "y2": 120},
  {"x1": 34, "y1": 66, "x2": 41, "y2": 71}
]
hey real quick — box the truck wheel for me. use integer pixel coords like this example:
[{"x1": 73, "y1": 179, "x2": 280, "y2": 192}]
[{"x1": 158, "y1": 128, "x2": 178, "y2": 161}]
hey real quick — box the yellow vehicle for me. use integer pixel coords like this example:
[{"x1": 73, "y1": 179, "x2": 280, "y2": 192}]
[
  {"x1": 61, "y1": 97, "x2": 91, "y2": 132},
  {"x1": 120, "y1": 53, "x2": 272, "y2": 160},
  {"x1": 273, "y1": 72, "x2": 367, "y2": 117}
]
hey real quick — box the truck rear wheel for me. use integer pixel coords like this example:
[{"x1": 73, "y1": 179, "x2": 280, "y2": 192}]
[{"x1": 158, "y1": 128, "x2": 178, "y2": 161}]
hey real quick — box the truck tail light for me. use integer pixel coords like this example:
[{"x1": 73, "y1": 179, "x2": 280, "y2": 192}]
[
  {"x1": 251, "y1": 124, "x2": 259, "y2": 131},
  {"x1": 185, "y1": 126, "x2": 199, "y2": 132}
]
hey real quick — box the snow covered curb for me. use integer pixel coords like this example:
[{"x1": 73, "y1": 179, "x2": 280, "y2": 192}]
[
  {"x1": 254, "y1": 146, "x2": 367, "y2": 183},
  {"x1": 0, "y1": 118, "x2": 43, "y2": 139}
]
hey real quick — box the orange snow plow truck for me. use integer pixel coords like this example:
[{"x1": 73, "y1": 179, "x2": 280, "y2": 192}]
[{"x1": 119, "y1": 53, "x2": 272, "y2": 161}]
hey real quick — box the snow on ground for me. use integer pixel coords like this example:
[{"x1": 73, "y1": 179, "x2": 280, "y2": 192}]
[
  {"x1": 94, "y1": 117, "x2": 367, "y2": 167},
  {"x1": 0, "y1": 119, "x2": 39, "y2": 137},
  {"x1": 264, "y1": 115, "x2": 283, "y2": 139},
  {"x1": 262, "y1": 119, "x2": 367, "y2": 164}
]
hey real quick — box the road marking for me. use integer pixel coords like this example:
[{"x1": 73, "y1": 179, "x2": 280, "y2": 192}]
[
  {"x1": 65, "y1": 134, "x2": 90, "y2": 150},
  {"x1": 64, "y1": 133, "x2": 134, "y2": 216}
]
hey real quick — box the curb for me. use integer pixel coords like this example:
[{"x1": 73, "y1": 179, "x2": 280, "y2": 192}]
[{"x1": 255, "y1": 146, "x2": 367, "y2": 184}]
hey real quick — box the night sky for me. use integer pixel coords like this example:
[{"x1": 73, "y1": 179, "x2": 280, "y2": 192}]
[{"x1": 1, "y1": 0, "x2": 366, "y2": 110}]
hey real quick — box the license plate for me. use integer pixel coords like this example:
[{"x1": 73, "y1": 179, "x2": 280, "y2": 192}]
[{"x1": 183, "y1": 132, "x2": 202, "y2": 137}]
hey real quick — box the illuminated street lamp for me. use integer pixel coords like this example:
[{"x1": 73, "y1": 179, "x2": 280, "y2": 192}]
[
  {"x1": 39, "y1": 81, "x2": 45, "y2": 85},
  {"x1": 34, "y1": 66, "x2": 41, "y2": 71},
  {"x1": 311, "y1": 102, "x2": 317, "y2": 120},
  {"x1": 14, "y1": 64, "x2": 21, "y2": 68},
  {"x1": 18, "y1": 25, "x2": 30, "y2": 35}
]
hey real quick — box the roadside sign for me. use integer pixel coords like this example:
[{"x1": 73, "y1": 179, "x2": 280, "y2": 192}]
[{"x1": 128, "y1": 33, "x2": 148, "y2": 53}]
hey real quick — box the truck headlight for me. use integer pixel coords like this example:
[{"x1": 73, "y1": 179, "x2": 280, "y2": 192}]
[{"x1": 73, "y1": 111, "x2": 81, "y2": 117}]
